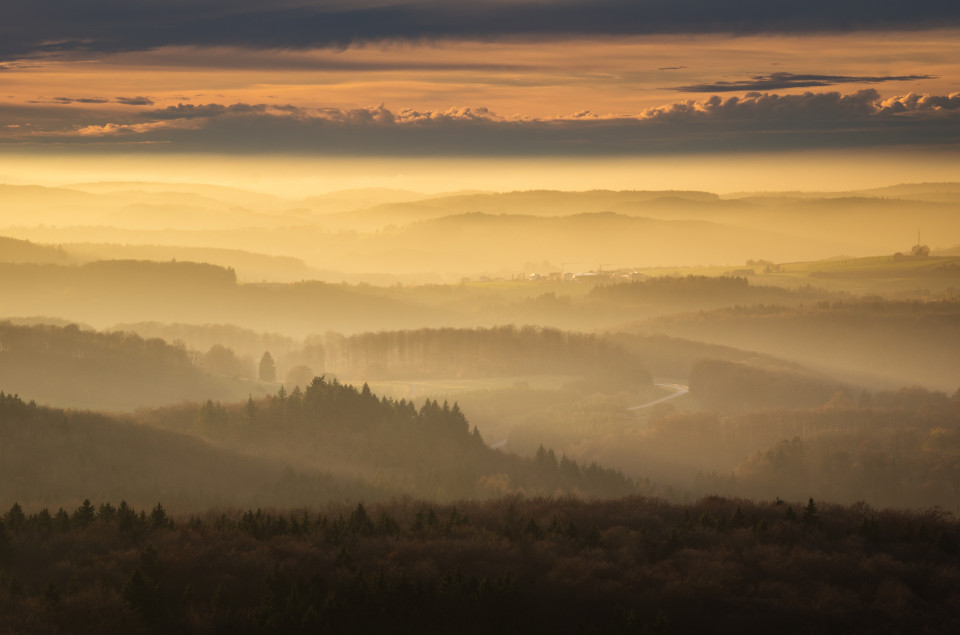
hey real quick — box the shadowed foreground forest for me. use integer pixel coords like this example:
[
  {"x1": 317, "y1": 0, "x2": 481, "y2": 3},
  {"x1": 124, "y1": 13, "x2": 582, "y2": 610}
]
[{"x1": 1, "y1": 495, "x2": 958, "y2": 634}]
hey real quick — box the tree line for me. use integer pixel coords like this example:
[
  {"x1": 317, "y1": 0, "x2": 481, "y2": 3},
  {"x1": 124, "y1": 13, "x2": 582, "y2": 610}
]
[
  {"x1": 2, "y1": 495, "x2": 958, "y2": 634},
  {"x1": 0, "y1": 321, "x2": 260, "y2": 410},
  {"x1": 144, "y1": 378, "x2": 638, "y2": 500},
  {"x1": 320, "y1": 325, "x2": 651, "y2": 383}
]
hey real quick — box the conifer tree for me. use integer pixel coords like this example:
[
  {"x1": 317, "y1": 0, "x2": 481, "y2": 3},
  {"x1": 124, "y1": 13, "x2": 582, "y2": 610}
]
[
  {"x1": 258, "y1": 351, "x2": 277, "y2": 382},
  {"x1": 73, "y1": 499, "x2": 96, "y2": 527},
  {"x1": 4, "y1": 503, "x2": 25, "y2": 531},
  {"x1": 803, "y1": 498, "x2": 820, "y2": 527}
]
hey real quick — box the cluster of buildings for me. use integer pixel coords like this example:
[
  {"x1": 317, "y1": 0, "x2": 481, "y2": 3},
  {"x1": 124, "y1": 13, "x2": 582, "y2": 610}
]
[{"x1": 526, "y1": 270, "x2": 643, "y2": 282}]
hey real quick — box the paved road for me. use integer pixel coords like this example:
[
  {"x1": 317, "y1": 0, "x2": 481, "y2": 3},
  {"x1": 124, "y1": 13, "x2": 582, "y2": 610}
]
[{"x1": 627, "y1": 383, "x2": 689, "y2": 410}]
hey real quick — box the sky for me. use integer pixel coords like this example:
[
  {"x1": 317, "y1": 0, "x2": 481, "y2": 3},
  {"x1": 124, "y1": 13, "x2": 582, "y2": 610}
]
[{"x1": 1, "y1": 0, "x2": 959, "y2": 193}]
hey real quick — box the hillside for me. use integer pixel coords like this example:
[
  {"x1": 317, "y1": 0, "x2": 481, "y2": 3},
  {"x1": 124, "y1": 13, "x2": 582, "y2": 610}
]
[
  {"x1": 0, "y1": 376, "x2": 637, "y2": 507},
  {"x1": 137, "y1": 379, "x2": 637, "y2": 501},
  {"x1": 0, "y1": 237, "x2": 72, "y2": 264},
  {"x1": 634, "y1": 299, "x2": 960, "y2": 390},
  {"x1": 0, "y1": 392, "x2": 373, "y2": 510},
  {"x1": 0, "y1": 261, "x2": 433, "y2": 335},
  {"x1": 0, "y1": 321, "x2": 269, "y2": 410}
]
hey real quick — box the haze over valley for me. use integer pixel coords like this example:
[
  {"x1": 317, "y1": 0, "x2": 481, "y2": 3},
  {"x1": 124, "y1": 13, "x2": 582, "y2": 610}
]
[{"x1": 3, "y1": 1, "x2": 960, "y2": 632}]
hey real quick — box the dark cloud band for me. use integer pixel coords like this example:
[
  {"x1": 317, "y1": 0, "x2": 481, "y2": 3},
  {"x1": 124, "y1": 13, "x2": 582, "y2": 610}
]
[
  {"x1": 674, "y1": 73, "x2": 937, "y2": 93},
  {"x1": 2, "y1": 1, "x2": 960, "y2": 60},
  {"x1": 116, "y1": 96, "x2": 155, "y2": 106},
  {"x1": 5, "y1": 90, "x2": 959, "y2": 156}
]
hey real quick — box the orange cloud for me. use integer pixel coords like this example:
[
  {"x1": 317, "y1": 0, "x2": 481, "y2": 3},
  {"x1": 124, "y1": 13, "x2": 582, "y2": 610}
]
[{"x1": 76, "y1": 119, "x2": 204, "y2": 136}]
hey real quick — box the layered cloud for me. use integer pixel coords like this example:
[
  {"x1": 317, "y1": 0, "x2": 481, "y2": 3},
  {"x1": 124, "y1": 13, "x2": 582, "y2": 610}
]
[
  {"x1": 674, "y1": 73, "x2": 936, "y2": 93},
  {"x1": 115, "y1": 96, "x2": 155, "y2": 106},
  {"x1": 879, "y1": 93, "x2": 960, "y2": 112},
  {"x1": 3, "y1": 1, "x2": 959, "y2": 60},
  {"x1": 5, "y1": 90, "x2": 958, "y2": 156},
  {"x1": 32, "y1": 96, "x2": 156, "y2": 106}
]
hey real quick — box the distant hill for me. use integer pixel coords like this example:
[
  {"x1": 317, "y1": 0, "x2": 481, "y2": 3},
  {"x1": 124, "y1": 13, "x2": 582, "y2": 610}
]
[
  {"x1": 318, "y1": 189, "x2": 721, "y2": 231},
  {"x1": 850, "y1": 181, "x2": 960, "y2": 203},
  {"x1": 63, "y1": 242, "x2": 322, "y2": 282},
  {"x1": 353, "y1": 211, "x2": 845, "y2": 273},
  {"x1": 2, "y1": 234, "x2": 327, "y2": 283},
  {"x1": 112, "y1": 321, "x2": 300, "y2": 364},
  {"x1": 0, "y1": 183, "x2": 101, "y2": 208},
  {"x1": 66, "y1": 180, "x2": 292, "y2": 211},
  {"x1": 0, "y1": 321, "x2": 269, "y2": 411},
  {"x1": 689, "y1": 358, "x2": 846, "y2": 412},
  {"x1": 138, "y1": 378, "x2": 637, "y2": 501},
  {"x1": 934, "y1": 244, "x2": 960, "y2": 257},
  {"x1": 322, "y1": 325, "x2": 652, "y2": 386},
  {"x1": 296, "y1": 187, "x2": 429, "y2": 213},
  {"x1": 0, "y1": 260, "x2": 442, "y2": 335},
  {"x1": 727, "y1": 181, "x2": 960, "y2": 199},
  {"x1": 5, "y1": 181, "x2": 958, "y2": 275},
  {"x1": 0, "y1": 236, "x2": 72, "y2": 264},
  {"x1": 606, "y1": 330, "x2": 821, "y2": 379},
  {"x1": 0, "y1": 392, "x2": 374, "y2": 510},
  {"x1": 0, "y1": 182, "x2": 310, "y2": 230},
  {"x1": 0, "y1": 375, "x2": 638, "y2": 507},
  {"x1": 635, "y1": 299, "x2": 960, "y2": 391}
]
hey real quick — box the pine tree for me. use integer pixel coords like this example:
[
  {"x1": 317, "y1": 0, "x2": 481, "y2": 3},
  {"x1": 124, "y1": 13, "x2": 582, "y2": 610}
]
[
  {"x1": 73, "y1": 499, "x2": 96, "y2": 528},
  {"x1": 4, "y1": 503, "x2": 25, "y2": 531},
  {"x1": 244, "y1": 395, "x2": 258, "y2": 425},
  {"x1": 803, "y1": 497, "x2": 821, "y2": 527},
  {"x1": 150, "y1": 503, "x2": 173, "y2": 531},
  {"x1": 97, "y1": 502, "x2": 117, "y2": 522},
  {"x1": 54, "y1": 508, "x2": 71, "y2": 532},
  {"x1": 259, "y1": 351, "x2": 277, "y2": 382}
]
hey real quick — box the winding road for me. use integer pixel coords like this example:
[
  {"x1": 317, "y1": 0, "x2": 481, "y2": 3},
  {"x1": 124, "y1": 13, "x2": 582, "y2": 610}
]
[
  {"x1": 627, "y1": 383, "x2": 689, "y2": 410},
  {"x1": 490, "y1": 381, "x2": 689, "y2": 449}
]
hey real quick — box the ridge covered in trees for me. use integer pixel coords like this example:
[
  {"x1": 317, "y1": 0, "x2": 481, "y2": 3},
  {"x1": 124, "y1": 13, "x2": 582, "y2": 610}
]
[
  {"x1": 323, "y1": 325, "x2": 651, "y2": 384},
  {"x1": 0, "y1": 380, "x2": 637, "y2": 508},
  {"x1": 589, "y1": 274, "x2": 827, "y2": 307},
  {"x1": 640, "y1": 299, "x2": 960, "y2": 391},
  {"x1": 0, "y1": 321, "x2": 654, "y2": 410},
  {"x1": 0, "y1": 391, "x2": 377, "y2": 510},
  {"x1": 1, "y1": 495, "x2": 958, "y2": 634},
  {"x1": 0, "y1": 321, "x2": 262, "y2": 410},
  {"x1": 140, "y1": 378, "x2": 638, "y2": 500}
]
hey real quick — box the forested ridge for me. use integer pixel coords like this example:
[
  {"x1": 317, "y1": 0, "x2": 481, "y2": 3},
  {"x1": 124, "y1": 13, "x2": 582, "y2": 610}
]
[
  {"x1": 139, "y1": 378, "x2": 638, "y2": 500},
  {"x1": 1, "y1": 495, "x2": 958, "y2": 634},
  {"x1": 590, "y1": 275, "x2": 828, "y2": 307},
  {"x1": 0, "y1": 261, "x2": 427, "y2": 334},
  {"x1": 0, "y1": 391, "x2": 379, "y2": 510},
  {"x1": 664, "y1": 375, "x2": 960, "y2": 508},
  {"x1": 0, "y1": 321, "x2": 259, "y2": 410},
  {"x1": 689, "y1": 358, "x2": 846, "y2": 412},
  {"x1": 0, "y1": 321, "x2": 653, "y2": 409},
  {"x1": 322, "y1": 325, "x2": 651, "y2": 383},
  {"x1": 641, "y1": 299, "x2": 960, "y2": 390},
  {"x1": 0, "y1": 381, "x2": 637, "y2": 508}
]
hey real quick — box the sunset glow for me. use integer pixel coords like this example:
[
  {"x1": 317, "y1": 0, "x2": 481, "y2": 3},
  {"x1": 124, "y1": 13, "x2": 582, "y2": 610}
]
[
  {"x1": 2, "y1": 5, "x2": 960, "y2": 632},
  {"x1": 0, "y1": 2, "x2": 957, "y2": 189}
]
